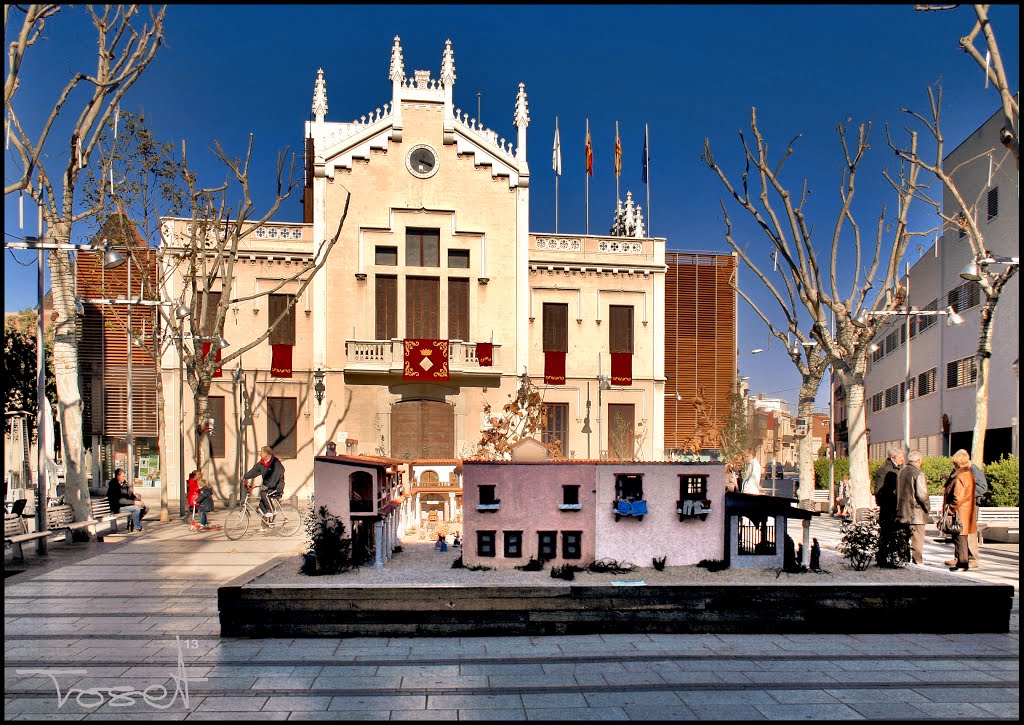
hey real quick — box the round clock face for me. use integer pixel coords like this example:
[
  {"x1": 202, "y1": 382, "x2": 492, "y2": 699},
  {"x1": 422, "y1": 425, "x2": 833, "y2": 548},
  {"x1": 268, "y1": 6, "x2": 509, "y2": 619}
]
[{"x1": 407, "y1": 145, "x2": 439, "y2": 178}]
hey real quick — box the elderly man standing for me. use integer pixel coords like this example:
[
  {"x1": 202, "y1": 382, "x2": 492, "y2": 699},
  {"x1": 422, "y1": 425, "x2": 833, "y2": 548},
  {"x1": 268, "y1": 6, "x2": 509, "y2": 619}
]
[
  {"x1": 874, "y1": 447, "x2": 904, "y2": 567},
  {"x1": 896, "y1": 450, "x2": 930, "y2": 565}
]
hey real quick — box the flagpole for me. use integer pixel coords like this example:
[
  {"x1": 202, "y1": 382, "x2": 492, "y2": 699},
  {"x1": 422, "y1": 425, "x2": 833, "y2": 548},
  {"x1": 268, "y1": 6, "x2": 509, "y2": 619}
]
[
  {"x1": 645, "y1": 123, "x2": 651, "y2": 237},
  {"x1": 585, "y1": 118, "x2": 590, "y2": 235},
  {"x1": 615, "y1": 120, "x2": 620, "y2": 204},
  {"x1": 555, "y1": 116, "x2": 560, "y2": 233}
]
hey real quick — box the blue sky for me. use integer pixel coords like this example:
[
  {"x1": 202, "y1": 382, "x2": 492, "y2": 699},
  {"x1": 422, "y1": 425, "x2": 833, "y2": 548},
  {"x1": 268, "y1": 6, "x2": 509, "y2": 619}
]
[{"x1": 4, "y1": 4, "x2": 1019, "y2": 412}]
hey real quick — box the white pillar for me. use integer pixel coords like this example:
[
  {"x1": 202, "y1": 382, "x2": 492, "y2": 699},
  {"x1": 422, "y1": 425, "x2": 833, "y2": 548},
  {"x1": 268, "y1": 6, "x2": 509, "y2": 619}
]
[{"x1": 375, "y1": 519, "x2": 384, "y2": 569}]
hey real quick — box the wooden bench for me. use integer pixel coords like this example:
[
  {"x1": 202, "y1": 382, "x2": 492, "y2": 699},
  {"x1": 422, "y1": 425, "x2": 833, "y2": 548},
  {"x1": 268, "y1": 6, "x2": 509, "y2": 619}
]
[
  {"x1": 90, "y1": 498, "x2": 133, "y2": 532},
  {"x1": 45, "y1": 504, "x2": 105, "y2": 543},
  {"x1": 4, "y1": 513, "x2": 49, "y2": 562}
]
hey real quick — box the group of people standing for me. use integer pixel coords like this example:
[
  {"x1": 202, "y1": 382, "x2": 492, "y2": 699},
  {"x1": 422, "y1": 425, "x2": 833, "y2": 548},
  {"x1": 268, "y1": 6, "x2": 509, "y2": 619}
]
[{"x1": 873, "y1": 446, "x2": 985, "y2": 571}]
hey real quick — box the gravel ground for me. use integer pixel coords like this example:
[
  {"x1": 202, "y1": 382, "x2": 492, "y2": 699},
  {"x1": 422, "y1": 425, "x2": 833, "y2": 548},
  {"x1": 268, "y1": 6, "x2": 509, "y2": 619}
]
[{"x1": 249, "y1": 532, "x2": 967, "y2": 589}]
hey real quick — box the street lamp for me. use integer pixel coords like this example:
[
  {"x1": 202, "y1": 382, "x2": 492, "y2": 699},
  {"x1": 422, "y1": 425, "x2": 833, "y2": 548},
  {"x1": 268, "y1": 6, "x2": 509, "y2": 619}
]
[
  {"x1": 959, "y1": 255, "x2": 1020, "y2": 282},
  {"x1": 858, "y1": 263, "x2": 964, "y2": 455},
  {"x1": 3, "y1": 236, "x2": 120, "y2": 552},
  {"x1": 313, "y1": 369, "x2": 326, "y2": 405}
]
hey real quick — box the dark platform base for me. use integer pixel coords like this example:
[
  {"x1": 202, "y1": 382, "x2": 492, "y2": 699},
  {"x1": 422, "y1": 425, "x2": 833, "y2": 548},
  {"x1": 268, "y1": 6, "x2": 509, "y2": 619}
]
[{"x1": 219, "y1": 562, "x2": 1015, "y2": 638}]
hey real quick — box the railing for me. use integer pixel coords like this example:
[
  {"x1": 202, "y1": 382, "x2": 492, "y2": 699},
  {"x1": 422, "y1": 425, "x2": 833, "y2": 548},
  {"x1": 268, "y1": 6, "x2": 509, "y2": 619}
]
[
  {"x1": 344, "y1": 340, "x2": 502, "y2": 374},
  {"x1": 530, "y1": 234, "x2": 659, "y2": 264}
]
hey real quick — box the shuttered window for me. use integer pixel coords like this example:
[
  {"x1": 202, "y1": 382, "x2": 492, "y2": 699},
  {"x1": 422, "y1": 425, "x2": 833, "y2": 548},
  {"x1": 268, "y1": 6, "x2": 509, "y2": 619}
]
[
  {"x1": 946, "y1": 356, "x2": 977, "y2": 389},
  {"x1": 543, "y1": 402, "x2": 569, "y2": 452},
  {"x1": 537, "y1": 531, "x2": 557, "y2": 561},
  {"x1": 267, "y1": 396, "x2": 297, "y2": 459},
  {"x1": 192, "y1": 291, "x2": 222, "y2": 337},
  {"x1": 503, "y1": 531, "x2": 522, "y2": 558},
  {"x1": 477, "y1": 530, "x2": 496, "y2": 557},
  {"x1": 987, "y1": 187, "x2": 998, "y2": 221},
  {"x1": 406, "y1": 228, "x2": 440, "y2": 267},
  {"x1": 609, "y1": 305, "x2": 634, "y2": 354},
  {"x1": 406, "y1": 277, "x2": 440, "y2": 339},
  {"x1": 448, "y1": 278, "x2": 470, "y2": 341},
  {"x1": 208, "y1": 396, "x2": 226, "y2": 459},
  {"x1": 542, "y1": 303, "x2": 568, "y2": 352},
  {"x1": 608, "y1": 403, "x2": 635, "y2": 459},
  {"x1": 375, "y1": 275, "x2": 397, "y2": 340},
  {"x1": 917, "y1": 368, "x2": 937, "y2": 397},
  {"x1": 268, "y1": 294, "x2": 295, "y2": 345}
]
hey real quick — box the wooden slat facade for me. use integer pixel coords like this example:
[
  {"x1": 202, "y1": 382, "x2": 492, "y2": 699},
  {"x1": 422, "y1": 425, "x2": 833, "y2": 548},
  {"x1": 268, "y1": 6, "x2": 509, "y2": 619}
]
[
  {"x1": 75, "y1": 215, "x2": 161, "y2": 441},
  {"x1": 664, "y1": 252, "x2": 737, "y2": 451}
]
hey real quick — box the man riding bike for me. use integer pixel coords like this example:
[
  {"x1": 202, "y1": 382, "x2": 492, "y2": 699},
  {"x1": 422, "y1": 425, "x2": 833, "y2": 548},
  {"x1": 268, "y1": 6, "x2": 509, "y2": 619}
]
[{"x1": 242, "y1": 446, "x2": 286, "y2": 522}]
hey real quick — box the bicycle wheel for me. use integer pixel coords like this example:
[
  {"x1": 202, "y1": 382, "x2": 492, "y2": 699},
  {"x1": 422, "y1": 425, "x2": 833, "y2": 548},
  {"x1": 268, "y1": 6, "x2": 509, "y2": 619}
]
[
  {"x1": 224, "y1": 507, "x2": 250, "y2": 540},
  {"x1": 273, "y1": 502, "x2": 302, "y2": 537}
]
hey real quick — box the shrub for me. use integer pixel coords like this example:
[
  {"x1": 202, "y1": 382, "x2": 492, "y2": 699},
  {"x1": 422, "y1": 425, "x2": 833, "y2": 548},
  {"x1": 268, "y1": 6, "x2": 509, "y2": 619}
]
[
  {"x1": 515, "y1": 557, "x2": 545, "y2": 571},
  {"x1": 301, "y1": 505, "x2": 353, "y2": 576},
  {"x1": 985, "y1": 456, "x2": 1019, "y2": 507},
  {"x1": 920, "y1": 457, "x2": 954, "y2": 495},
  {"x1": 588, "y1": 558, "x2": 634, "y2": 574},
  {"x1": 451, "y1": 555, "x2": 464, "y2": 569},
  {"x1": 839, "y1": 517, "x2": 878, "y2": 571},
  {"x1": 652, "y1": 556, "x2": 667, "y2": 571},
  {"x1": 465, "y1": 562, "x2": 493, "y2": 571},
  {"x1": 696, "y1": 558, "x2": 729, "y2": 572},
  {"x1": 551, "y1": 564, "x2": 584, "y2": 580}
]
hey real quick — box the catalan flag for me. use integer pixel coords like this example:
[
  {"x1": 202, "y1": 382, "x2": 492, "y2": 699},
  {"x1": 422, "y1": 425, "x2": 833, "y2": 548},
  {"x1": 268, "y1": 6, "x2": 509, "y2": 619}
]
[
  {"x1": 585, "y1": 121, "x2": 593, "y2": 176},
  {"x1": 614, "y1": 123, "x2": 622, "y2": 178}
]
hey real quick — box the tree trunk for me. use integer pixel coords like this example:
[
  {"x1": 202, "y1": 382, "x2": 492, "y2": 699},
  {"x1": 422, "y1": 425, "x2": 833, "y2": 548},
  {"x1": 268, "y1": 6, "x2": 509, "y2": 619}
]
[
  {"x1": 843, "y1": 359, "x2": 871, "y2": 515},
  {"x1": 48, "y1": 231, "x2": 89, "y2": 521},
  {"x1": 971, "y1": 298, "x2": 997, "y2": 465},
  {"x1": 796, "y1": 380, "x2": 817, "y2": 501},
  {"x1": 195, "y1": 385, "x2": 212, "y2": 480}
]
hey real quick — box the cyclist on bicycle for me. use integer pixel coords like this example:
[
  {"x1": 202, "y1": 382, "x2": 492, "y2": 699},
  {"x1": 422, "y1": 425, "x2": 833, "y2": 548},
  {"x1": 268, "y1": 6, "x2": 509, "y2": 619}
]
[{"x1": 242, "y1": 446, "x2": 285, "y2": 521}]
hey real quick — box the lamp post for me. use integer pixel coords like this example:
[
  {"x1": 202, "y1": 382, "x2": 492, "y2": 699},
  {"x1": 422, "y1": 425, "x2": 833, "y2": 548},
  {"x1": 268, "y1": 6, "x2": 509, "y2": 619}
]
[
  {"x1": 4, "y1": 237, "x2": 122, "y2": 552},
  {"x1": 852, "y1": 270, "x2": 964, "y2": 457},
  {"x1": 581, "y1": 382, "x2": 592, "y2": 459}
]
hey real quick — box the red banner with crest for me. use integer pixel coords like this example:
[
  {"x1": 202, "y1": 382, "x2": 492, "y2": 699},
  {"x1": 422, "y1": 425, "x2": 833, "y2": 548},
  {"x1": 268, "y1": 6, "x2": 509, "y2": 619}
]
[
  {"x1": 476, "y1": 342, "x2": 493, "y2": 367},
  {"x1": 271, "y1": 344, "x2": 293, "y2": 378},
  {"x1": 403, "y1": 339, "x2": 450, "y2": 381},
  {"x1": 544, "y1": 351, "x2": 566, "y2": 385},
  {"x1": 201, "y1": 341, "x2": 223, "y2": 378},
  {"x1": 610, "y1": 352, "x2": 632, "y2": 386}
]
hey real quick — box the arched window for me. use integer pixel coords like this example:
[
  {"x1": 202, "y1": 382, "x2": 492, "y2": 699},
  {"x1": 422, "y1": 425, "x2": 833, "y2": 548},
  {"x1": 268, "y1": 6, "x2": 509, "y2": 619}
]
[
  {"x1": 350, "y1": 471, "x2": 374, "y2": 512},
  {"x1": 420, "y1": 470, "x2": 439, "y2": 485}
]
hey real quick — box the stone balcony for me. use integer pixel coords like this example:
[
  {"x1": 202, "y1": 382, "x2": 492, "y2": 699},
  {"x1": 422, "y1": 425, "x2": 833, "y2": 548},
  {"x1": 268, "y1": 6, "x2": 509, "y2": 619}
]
[{"x1": 343, "y1": 339, "x2": 503, "y2": 377}]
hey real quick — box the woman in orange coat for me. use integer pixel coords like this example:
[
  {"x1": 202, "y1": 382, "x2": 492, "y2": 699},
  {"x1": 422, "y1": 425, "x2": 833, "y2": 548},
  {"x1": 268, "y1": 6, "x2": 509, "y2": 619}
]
[{"x1": 945, "y1": 449, "x2": 977, "y2": 572}]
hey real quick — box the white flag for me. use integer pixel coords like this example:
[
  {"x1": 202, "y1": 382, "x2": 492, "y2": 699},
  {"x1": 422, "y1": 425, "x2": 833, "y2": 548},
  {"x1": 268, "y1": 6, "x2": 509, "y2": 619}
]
[{"x1": 552, "y1": 122, "x2": 562, "y2": 177}]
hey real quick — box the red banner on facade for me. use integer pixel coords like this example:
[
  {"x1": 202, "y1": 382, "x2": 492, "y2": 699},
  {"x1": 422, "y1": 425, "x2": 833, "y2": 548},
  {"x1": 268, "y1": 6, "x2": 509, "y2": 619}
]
[
  {"x1": 611, "y1": 352, "x2": 632, "y2": 386},
  {"x1": 476, "y1": 342, "x2": 493, "y2": 367},
  {"x1": 201, "y1": 341, "x2": 223, "y2": 378},
  {"x1": 271, "y1": 344, "x2": 293, "y2": 378},
  {"x1": 544, "y1": 351, "x2": 566, "y2": 385},
  {"x1": 403, "y1": 339, "x2": 450, "y2": 381}
]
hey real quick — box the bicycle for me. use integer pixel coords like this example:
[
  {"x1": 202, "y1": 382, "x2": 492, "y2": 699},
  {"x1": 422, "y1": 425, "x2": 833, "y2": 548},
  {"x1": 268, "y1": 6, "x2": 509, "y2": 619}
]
[{"x1": 224, "y1": 481, "x2": 301, "y2": 540}]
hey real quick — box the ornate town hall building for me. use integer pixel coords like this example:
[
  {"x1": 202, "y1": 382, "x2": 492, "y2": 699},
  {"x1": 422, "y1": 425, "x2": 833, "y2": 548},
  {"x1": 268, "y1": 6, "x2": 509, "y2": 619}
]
[{"x1": 156, "y1": 38, "x2": 735, "y2": 501}]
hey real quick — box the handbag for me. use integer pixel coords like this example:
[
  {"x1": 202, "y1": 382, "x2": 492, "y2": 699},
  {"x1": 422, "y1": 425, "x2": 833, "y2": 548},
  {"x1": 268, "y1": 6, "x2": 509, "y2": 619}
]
[{"x1": 940, "y1": 506, "x2": 963, "y2": 535}]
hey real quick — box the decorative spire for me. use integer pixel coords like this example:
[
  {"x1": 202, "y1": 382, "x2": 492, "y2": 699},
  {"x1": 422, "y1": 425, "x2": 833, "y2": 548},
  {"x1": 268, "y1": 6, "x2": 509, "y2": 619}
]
[
  {"x1": 610, "y1": 198, "x2": 625, "y2": 236},
  {"x1": 624, "y1": 191, "x2": 636, "y2": 233},
  {"x1": 441, "y1": 39, "x2": 456, "y2": 87},
  {"x1": 389, "y1": 36, "x2": 405, "y2": 83},
  {"x1": 311, "y1": 68, "x2": 328, "y2": 123},
  {"x1": 514, "y1": 82, "x2": 530, "y2": 129},
  {"x1": 633, "y1": 206, "x2": 645, "y2": 238}
]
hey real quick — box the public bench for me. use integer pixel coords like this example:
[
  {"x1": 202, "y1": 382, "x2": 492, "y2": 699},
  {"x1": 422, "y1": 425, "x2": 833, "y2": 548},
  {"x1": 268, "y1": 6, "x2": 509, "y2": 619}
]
[
  {"x1": 798, "y1": 489, "x2": 830, "y2": 513},
  {"x1": 978, "y1": 507, "x2": 1019, "y2": 544},
  {"x1": 45, "y1": 504, "x2": 105, "y2": 543},
  {"x1": 89, "y1": 498, "x2": 133, "y2": 532},
  {"x1": 4, "y1": 513, "x2": 49, "y2": 562}
]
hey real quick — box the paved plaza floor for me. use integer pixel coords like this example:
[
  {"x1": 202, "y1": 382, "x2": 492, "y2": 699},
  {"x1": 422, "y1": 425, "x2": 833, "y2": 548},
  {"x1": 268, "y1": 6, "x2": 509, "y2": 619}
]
[{"x1": 4, "y1": 512, "x2": 1019, "y2": 720}]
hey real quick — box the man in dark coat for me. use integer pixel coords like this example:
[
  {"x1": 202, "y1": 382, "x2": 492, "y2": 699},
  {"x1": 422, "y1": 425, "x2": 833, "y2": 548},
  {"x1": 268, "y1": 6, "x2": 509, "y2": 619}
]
[
  {"x1": 873, "y1": 447, "x2": 903, "y2": 567},
  {"x1": 242, "y1": 446, "x2": 286, "y2": 518},
  {"x1": 106, "y1": 468, "x2": 144, "y2": 532}
]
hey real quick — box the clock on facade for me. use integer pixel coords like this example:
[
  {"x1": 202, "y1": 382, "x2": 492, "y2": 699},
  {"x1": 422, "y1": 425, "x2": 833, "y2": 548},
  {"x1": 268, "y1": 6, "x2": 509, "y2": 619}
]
[{"x1": 406, "y1": 144, "x2": 439, "y2": 178}]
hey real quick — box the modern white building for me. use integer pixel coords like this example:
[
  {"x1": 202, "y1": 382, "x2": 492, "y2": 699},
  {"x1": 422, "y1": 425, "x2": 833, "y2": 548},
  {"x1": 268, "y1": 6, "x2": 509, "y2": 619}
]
[{"x1": 864, "y1": 102, "x2": 1019, "y2": 462}]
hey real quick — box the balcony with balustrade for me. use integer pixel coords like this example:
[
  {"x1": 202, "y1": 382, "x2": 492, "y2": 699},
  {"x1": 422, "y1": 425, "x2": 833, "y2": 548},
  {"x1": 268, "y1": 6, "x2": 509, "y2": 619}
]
[{"x1": 343, "y1": 339, "x2": 503, "y2": 380}]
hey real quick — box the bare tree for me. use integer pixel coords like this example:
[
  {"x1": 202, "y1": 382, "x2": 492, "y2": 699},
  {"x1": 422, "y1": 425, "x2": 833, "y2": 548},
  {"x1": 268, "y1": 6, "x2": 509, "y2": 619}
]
[
  {"x1": 891, "y1": 86, "x2": 1018, "y2": 464},
  {"x1": 471, "y1": 372, "x2": 554, "y2": 460},
  {"x1": 725, "y1": 241, "x2": 831, "y2": 500},
  {"x1": 164, "y1": 134, "x2": 350, "y2": 485},
  {"x1": 904, "y1": 4, "x2": 1019, "y2": 463},
  {"x1": 703, "y1": 109, "x2": 929, "y2": 514},
  {"x1": 5, "y1": 5, "x2": 166, "y2": 521}
]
